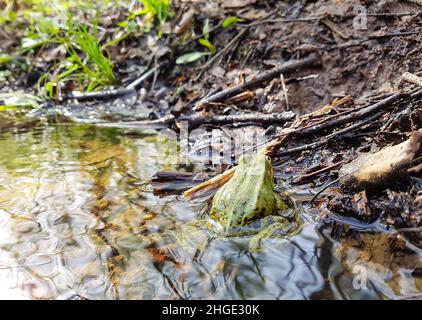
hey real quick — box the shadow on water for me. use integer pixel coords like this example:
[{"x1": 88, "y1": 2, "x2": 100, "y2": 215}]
[{"x1": 0, "y1": 124, "x2": 421, "y2": 299}]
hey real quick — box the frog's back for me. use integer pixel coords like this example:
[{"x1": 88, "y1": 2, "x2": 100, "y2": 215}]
[{"x1": 210, "y1": 153, "x2": 277, "y2": 231}]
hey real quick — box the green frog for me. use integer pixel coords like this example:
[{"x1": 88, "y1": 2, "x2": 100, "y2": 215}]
[{"x1": 209, "y1": 149, "x2": 299, "y2": 238}]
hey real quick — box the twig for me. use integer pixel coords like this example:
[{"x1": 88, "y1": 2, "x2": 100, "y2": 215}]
[
  {"x1": 291, "y1": 91, "x2": 406, "y2": 138},
  {"x1": 178, "y1": 111, "x2": 295, "y2": 128},
  {"x1": 151, "y1": 57, "x2": 159, "y2": 91},
  {"x1": 332, "y1": 30, "x2": 422, "y2": 49},
  {"x1": 293, "y1": 161, "x2": 344, "y2": 184},
  {"x1": 308, "y1": 178, "x2": 341, "y2": 204},
  {"x1": 196, "y1": 53, "x2": 320, "y2": 107},
  {"x1": 392, "y1": 227, "x2": 422, "y2": 234},
  {"x1": 182, "y1": 23, "x2": 222, "y2": 47},
  {"x1": 62, "y1": 66, "x2": 158, "y2": 101},
  {"x1": 93, "y1": 114, "x2": 175, "y2": 129},
  {"x1": 396, "y1": 234, "x2": 422, "y2": 256},
  {"x1": 278, "y1": 109, "x2": 388, "y2": 156},
  {"x1": 275, "y1": 89, "x2": 422, "y2": 155},
  {"x1": 234, "y1": 90, "x2": 409, "y2": 157},
  {"x1": 280, "y1": 74, "x2": 290, "y2": 110}
]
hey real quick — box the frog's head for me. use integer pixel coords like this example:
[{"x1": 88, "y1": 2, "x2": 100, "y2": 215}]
[
  {"x1": 263, "y1": 154, "x2": 274, "y2": 181},
  {"x1": 210, "y1": 148, "x2": 285, "y2": 234},
  {"x1": 238, "y1": 150, "x2": 274, "y2": 182}
]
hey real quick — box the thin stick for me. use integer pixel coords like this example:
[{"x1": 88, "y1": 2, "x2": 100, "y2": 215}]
[
  {"x1": 278, "y1": 109, "x2": 387, "y2": 156},
  {"x1": 196, "y1": 53, "x2": 320, "y2": 107},
  {"x1": 240, "y1": 90, "x2": 407, "y2": 155},
  {"x1": 294, "y1": 161, "x2": 344, "y2": 183},
  {"x1": 62, "y1": 66, "x2": 158, "y2": 101},
  {"x1": 178, "y1": 111, "x2": 295, "y2": 128},
  {"x1": 247, "y1": 11, "x2": 421, "y2": 26},
  {"x1": 308, "y1": 178, "x2": 341, "y2": 204}
]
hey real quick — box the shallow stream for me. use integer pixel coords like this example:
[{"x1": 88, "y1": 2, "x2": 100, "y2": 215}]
[{"x1": 0, "y1": 123, "x2": 420, "y2": 299}]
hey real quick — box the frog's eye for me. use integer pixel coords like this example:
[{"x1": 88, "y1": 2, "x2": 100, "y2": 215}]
[{"x1": 266, "y1": 156, "x2": 271, "y2": 162}]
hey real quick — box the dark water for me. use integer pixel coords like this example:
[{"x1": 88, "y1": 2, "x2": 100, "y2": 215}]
[{"x1": 0, "y1": 124, "x2": 421, "y2": 300}]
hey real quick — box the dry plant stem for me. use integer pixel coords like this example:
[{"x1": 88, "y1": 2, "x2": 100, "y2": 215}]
[
  {"x1": 196, "y1": 53, "x2": 320, "y2": 107},
  {"x1": 407, "y1": 0, "x2": 422, "y2": 6},
  {"x1": 308, "y1": 178, "x2": 341, "y2": 204},
  {"x1": 94, "y1": 114, "x2": 175, "y2": 128},
  {"x1": 396, "y1": 234, "x2": 422, "y2": 256},
  {"x1": 408, "y1": 162, "x2": 422, "y2": 173},
  {"x1": 183, "y1": 167, "x2": 236, "y2": 200},
  {"x1": 223, "y1": 90, "x2": 254, "y2": 104}
]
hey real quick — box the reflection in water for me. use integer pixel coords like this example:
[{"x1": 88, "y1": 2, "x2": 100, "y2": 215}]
[{"x1": 0, "y1": 124, "x2": 421, "y2": 299}]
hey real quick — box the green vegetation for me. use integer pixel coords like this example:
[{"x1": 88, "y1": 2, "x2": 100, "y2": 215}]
[
  {"x1": 176, "y1": 19, "x2": 215, "y2": 65},
  {"x1": 0, "y1": 93, "x2": 43, "y2": 110},
  {"x1": 1, "y1": 0, "x2": 173, "y2": 97},
  {"x1": 222, "y1": 16, "x2": 245, "y2": 29},
  {"x1": 118, "y1": 0, "x2": 171, "y2": 36},
  {"x1": 36, "y1": 13, "x2": 116, "y2": 96},
  {"x1": 198, "y1": 19, "x2": 216, "y2": 53},
  {"x1": 134, "y1": 0, "x2": 170, "y2": 28},
  {"x1": 175, "y1": 16, "x2": 244, "y2": 65}
]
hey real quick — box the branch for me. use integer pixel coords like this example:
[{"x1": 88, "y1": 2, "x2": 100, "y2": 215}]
[
  {"x1": 178, "y1": 111, "x2": 295, "y2": 128},
  {"x1": 195, "y1": 53, "x2": 321, "y2": 107}
]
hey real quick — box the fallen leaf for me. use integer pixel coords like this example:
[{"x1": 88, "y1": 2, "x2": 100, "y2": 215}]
[
  {"x1": 354, "y1": 190, "x2": 371, "y2": 217},
  {"x1": 340, "y1": 129, "x2": 422, "y2": 190},
  {"x1": 176, "y1": 51, "x2": 208, "y2": 64},
  {"x1": 174, "y1": 8, "x2": 196, "y2": 35},
  {"x1": 221, "y1": 0, "x2": 256, "y2": 9}
]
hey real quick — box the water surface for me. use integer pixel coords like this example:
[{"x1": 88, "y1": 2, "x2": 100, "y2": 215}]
[{"x1": 0, "y1": 123, "x2": 420, "y2": 299}]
